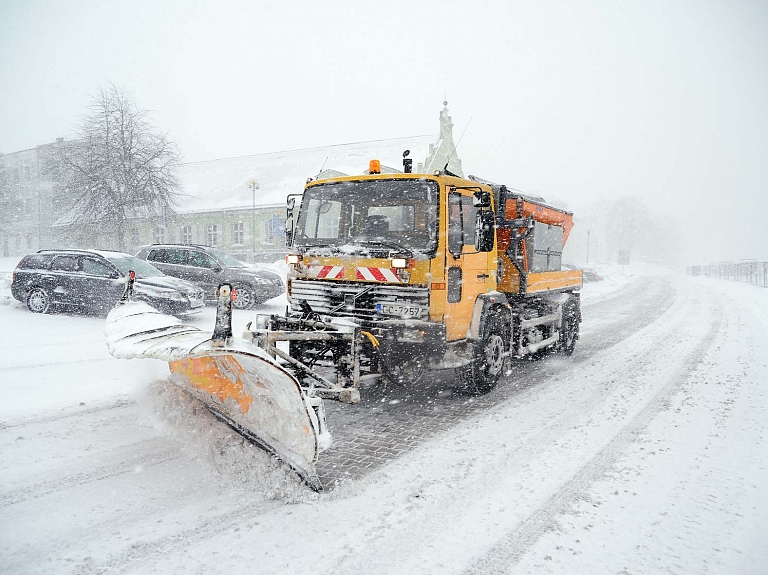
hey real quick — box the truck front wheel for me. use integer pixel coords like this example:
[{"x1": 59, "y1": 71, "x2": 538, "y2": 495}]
[{"x1": 460, "y1": 313, "x2": 506, "y2": 395}]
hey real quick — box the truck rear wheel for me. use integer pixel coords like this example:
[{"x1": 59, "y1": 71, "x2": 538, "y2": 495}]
[
  {"x1": 558, "y1": 298, "x2": 580, "y2": 355},
  {"x1": 460, "y1": 313, "x2": 506, "y2": 395}
]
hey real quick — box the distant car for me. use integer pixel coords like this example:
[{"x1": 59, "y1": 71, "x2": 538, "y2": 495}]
[
  {"x1": 582, "y1": 268, "x2": 603, "y2": 282},
  {"x1": 11, "y1": 249, "x2": 205, "y2": 315},
  {"x1": 135, "y1": 244, "x2": 284, "y2": 309},
  {"x1": 562, "y1": 264, "x2": 603, "y2": 283}
]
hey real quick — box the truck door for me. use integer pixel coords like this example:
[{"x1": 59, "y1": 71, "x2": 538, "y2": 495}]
[{"x1": 444, "y1": 190, "x2": 491, "y2": 341}]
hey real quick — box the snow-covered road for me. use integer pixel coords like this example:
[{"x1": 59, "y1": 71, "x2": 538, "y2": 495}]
[{"x1": 1, "y1": 265, "x2": 766, "y2": 574}]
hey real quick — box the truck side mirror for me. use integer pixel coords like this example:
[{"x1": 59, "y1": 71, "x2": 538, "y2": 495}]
[
  {"x1": 285, "y1": 195, "x2": 298, "y2": 247},
  {"x1": 472, "y1": 191, "x2": 491, "y2": 208},
  {"x1": 475, "y1": 210, "x2": 495, "y2": 252},
  {"x1": 285, "y1": 214, "x2": 294, "y2": 245}
]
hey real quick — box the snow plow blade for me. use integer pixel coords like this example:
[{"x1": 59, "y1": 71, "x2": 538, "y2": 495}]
[{"x1": 104, "y1": 280, "x2": 330, "y2": 492}]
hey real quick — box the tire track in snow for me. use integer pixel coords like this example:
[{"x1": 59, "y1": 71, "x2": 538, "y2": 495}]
[
  {"x1": 0, "y1": 398, "x2": 136, "y2": 431},
  {"x1": 72, "y1": 498, "x2": 286, "y2": 575},
  {"x1": 317, "y1": 276, "x2": 674, "y2": 478},
  {"x1": 462, "y1": 283, "x2": 725, "y2": 574},
  {"x1": 323, "y1": 278, "x2": 717, "y2": 575},
  {"x1": 0, "y1": 439, "x2": 180, "y2": 508},
  {"x1": 317, "y1": 276, "x2": 676, "y2": 486},
  {"x1": 0, "y1": 357, "x2": 115, "y2": 372}
]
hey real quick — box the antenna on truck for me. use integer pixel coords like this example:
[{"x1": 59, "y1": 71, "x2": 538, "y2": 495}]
[
  {"x1": 443, "y1": 116, "x2": 472, "y2": 176},
  {"x1": 315, "y1": 156, "x2": 329, "y2": 178}
]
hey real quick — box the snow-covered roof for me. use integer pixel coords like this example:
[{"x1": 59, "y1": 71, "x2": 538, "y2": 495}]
[{"x1": 174, "y1": 134, "x2": 439, "y2": 214}]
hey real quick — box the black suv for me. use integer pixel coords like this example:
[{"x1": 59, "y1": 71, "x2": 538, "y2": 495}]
[
  {"x1": 135, "y1": 244, "x2": 284, "y2": 309},
  {"x1": 11, "y1": 249, "x2": 205, "y2": 315}
]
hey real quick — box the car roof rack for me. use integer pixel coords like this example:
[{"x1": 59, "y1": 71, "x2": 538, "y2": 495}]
[
  {"x1": 146, "y1": 243, "x2": 211, "y2": 249},
  {"x1": 36, "y1": 249, "x2": 98, "y2": 256}
]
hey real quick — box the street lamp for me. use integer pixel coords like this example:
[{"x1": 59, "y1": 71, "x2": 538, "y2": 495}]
[
  {"x1": 586, "y1": 228, "x2": 591, "y2": 265},
  {"x1": 247, "y1": 178, "x2": 260, "y2": 262}
]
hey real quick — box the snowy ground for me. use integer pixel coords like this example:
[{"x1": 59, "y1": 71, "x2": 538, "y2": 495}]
[{"x1": 1, "y1": 259, "x2": 766, "y2": 574}]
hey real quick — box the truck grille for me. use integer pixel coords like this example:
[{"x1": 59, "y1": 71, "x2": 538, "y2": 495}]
[{"x1": 289, "y1": 279, "x2": 429, "y2": 321}]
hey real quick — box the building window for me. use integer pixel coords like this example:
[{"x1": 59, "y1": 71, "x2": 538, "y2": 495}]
[
  {"x1": 181, "y1": 225, "x2": 192, "y2": 244},
  {"x1": 153, "y1": 226, "x2": 166, "y2": 243},
  {"x1": 232, "y1": 222, "x2": 244, "y2": 246},
  {"x1": 206, "y1": 224, "x2": 218, "y2": 247}
]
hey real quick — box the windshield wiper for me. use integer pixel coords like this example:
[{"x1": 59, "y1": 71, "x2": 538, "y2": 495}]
[
  {"x1": 348, "y1": 239, "x2": 414, "y2": 258},
  {"x1": 300, "y1": 243, "x2": 339, "y2": 254}
]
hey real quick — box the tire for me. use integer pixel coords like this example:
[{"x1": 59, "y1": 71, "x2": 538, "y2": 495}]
[
  {"x1": 231, "y1": 283, "x2": 255, "y2": 310},
  {"x1": 558, "y1": 298, "x2": 580, "y2": 356},
  {"x1": 460, "y1": 311, "x2": 507, "y2": 395},
  {"x1": 26, "y1": 287, "x2": 51, "y2": 314}
]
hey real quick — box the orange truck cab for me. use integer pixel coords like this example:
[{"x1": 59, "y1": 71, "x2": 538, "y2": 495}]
[{"x1": 281, "y1": 160, "x2": 582, "y2": 395}]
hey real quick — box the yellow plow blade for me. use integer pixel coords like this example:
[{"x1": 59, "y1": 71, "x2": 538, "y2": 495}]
[{"x1": 105, "y1": 299, "x2": 330, "y2": 491}]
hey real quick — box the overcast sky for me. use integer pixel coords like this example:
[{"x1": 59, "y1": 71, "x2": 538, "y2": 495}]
[{"x1": 1, "y1": 0, "x2": 766, "y2": 262}]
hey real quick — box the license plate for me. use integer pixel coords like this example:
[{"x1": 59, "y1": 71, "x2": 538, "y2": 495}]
[{"x1": 375, "y1": 303, "x2": 424, "y2": 317}]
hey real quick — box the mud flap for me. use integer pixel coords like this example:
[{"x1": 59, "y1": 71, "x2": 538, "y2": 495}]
[{"x1": 104, "y1": 300, "x2": 330, "y2": 491}]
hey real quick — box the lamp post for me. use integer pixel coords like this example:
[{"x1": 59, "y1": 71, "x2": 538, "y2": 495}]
[
  {"x1": 247, "y1": 178, "x2": 260, "y2": 263},
  {"x1": 586, "y1": 228, "x2": 591, "y2": 265}
]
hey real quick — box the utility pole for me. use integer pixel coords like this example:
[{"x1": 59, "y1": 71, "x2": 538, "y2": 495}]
[{"x1": 247, "y1": 178, "x2": 260, "y2": 263}]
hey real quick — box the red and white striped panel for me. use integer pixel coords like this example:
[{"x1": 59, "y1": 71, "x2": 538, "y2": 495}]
[
  {"x1": 307, "y1": 265, "x2": 344, "y2": 279},
  {"x1": 355, "y1": 266, "x2": 402, "y2": 283}
]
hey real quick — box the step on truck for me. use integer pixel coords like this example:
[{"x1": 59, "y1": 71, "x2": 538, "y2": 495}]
[{"x1": 247, "y1": 157, "x2": 582, "y2": 399}]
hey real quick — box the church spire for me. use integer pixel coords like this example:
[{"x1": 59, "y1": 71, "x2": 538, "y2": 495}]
[
  {"x1": 421, "y1": 101, "x2": 464, "y2": 177},
  {"x1": 439, "y1": 100, "x2": 454, "y2": 141}
]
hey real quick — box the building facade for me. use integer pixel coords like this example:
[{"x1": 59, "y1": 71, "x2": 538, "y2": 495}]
[
  {"x1": 1, "y1": 103, "x2": 462, "y2": 262},
  {"x1": 0, "y1": 142, "x2": 61, "y2": 257}
]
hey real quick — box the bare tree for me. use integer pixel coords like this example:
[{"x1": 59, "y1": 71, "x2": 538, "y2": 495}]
[
  {"x1": 55, "y1": 85, "x2": 180, "y2": 250},
  {"x1": 581, "y1": 195, "x2": 683, "y2": 265},
  {"x1": 604, "y1": 196, "x2": 649, "y2": 254}
]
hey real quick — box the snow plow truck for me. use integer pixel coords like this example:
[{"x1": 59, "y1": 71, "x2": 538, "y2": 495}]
[{"x1": 105, "y1": 156, "x2": 582, "y2": 490}]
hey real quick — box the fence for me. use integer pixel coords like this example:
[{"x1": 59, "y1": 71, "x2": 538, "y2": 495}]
[{"x1": 688, "y1": 261, "x2": 768, "y2": 288}]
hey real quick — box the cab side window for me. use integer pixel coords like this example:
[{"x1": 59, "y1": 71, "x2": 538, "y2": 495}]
[
  {"x1": 188, "y1": 251, "x2": 218, "y2": 269},
  {"x1": 448, "y1": 192, "x2": 479, "y2": 255},
  {"x1": 460, "y1": 196, "x2": 478, "y2": 246},
  {"x1": 448, "y1": 192, "x2": 464, "y2": 257}
]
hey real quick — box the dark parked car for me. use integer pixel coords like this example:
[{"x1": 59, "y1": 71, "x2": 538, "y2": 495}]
[
  {"x1": 135, "y1": 244, "x2": 284, "y2": 309},
  {"x1": 11, "y1": 249, "x2": 205, "y2": 315}
]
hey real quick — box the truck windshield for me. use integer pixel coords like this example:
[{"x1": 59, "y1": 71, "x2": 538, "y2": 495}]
[{"x1": 294, "y1": 179, "x2": 439, "y2": 255}]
